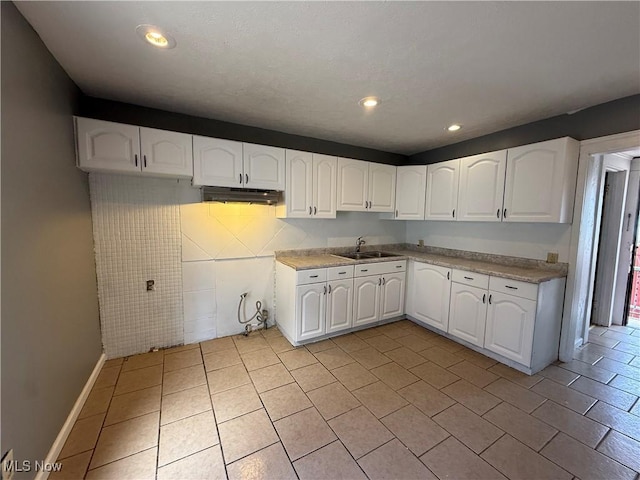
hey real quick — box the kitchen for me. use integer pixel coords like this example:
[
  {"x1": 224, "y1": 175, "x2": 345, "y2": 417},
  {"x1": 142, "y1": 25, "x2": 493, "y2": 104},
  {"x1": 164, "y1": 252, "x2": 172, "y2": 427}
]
[{"x1": 3, "y1": 2, "x2": 640, "y2": 480}]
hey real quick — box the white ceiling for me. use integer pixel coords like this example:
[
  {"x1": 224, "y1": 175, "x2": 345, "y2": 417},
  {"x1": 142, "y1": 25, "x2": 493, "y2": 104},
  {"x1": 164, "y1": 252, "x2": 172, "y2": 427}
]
[{"x1": 16, "y1": 1, "x2": 640, "y2": 155}]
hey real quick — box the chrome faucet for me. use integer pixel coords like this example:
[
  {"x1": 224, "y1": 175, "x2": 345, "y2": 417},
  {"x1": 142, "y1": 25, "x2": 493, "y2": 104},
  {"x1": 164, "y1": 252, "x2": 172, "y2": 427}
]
[{"x1": 356, "y1": 236, "x2": 366, "y2": 252}]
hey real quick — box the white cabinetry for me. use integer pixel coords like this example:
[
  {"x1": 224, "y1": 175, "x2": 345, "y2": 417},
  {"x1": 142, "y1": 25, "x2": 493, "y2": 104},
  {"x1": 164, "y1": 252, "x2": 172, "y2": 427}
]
[
  {"x1": 448, "y1": 271, "x2": 490, "y2": 347},
  {"x1": 192, "y1": 138, "x2": 284, "y2": 189},
  {"x1": 394, "y1": 166, "x2": 427, "y2": 220},
  {"x1": 405, "y1": 262, "x2": 451, "y2": 332},
  {"x1": 503, "y1": 137, "x2": 579, "y2": 223},
  {"x1": 353, "y1": 261, "x2": 406, "y2": 327},
  {"x1": 457, "y1": 150, "x2": 507, "y2": 222},
  {"x1": 76, "y1": 117, "x2": 193, "y2": 178},
  {"x1": 326, "y1": 278, "x2": 354, "y2": 334},
  {"x1": 278, "y1": 151, "x2": 336, "y2": 218},
  {"x1": 297, "y1": 283, "x2": 326, "y2": 341},
  {"x1": 337, "y1": 158, "x2": 396, "y2": 212},
  {"x1": 425, "y1": 159, "x2": 460, "y2": 220}
]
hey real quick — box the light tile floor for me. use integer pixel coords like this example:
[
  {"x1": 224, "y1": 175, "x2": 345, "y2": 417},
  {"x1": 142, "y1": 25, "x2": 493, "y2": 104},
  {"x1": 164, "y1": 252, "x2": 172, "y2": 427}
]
[{"x1": 52, "y1": 320, "x2": 640, "y2": 479}]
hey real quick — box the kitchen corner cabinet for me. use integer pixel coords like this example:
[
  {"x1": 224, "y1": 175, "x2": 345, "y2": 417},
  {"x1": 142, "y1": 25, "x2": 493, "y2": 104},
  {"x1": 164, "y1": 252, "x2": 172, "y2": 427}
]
[
  {"x1": 405, "y1": 261, "x2": 451, "y2": 332},
  {"x1": 337, "y1": 158, "x2": 396, "y2": 212},
  {"x1": 394, "y1": 166, "x2": 427, "y2": 220},
  {"x1": 76, "y1": 117, "x2": 193, "y2": 178},
  {"x1": 502, "y1": 137, "x2": 579, "y2": 223},
  {"x1": 457, "y1": 150, "x2": 507, "y2": 222},
  {"x1": 277, "y1": 150, "x2": 336, "y2": 219},
  {"x1": 425, "y1": 159, "x2": 460, "y2": 220}
]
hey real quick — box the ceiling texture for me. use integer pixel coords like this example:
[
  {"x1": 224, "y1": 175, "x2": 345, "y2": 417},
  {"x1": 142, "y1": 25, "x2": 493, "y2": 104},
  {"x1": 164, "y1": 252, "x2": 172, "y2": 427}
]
[{"x1": 15, "y1": 1, "x2": 640, "y2": 155}]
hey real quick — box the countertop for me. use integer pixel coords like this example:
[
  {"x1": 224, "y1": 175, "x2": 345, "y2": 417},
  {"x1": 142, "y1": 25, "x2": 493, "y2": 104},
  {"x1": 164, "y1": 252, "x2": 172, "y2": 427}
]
[{"x1": 275, "y1": 244, "x2": 568, "y2": 284}]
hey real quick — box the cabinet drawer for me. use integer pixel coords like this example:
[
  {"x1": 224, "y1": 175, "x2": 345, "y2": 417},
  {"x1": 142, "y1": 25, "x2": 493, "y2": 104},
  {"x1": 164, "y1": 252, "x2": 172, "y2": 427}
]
[
  {"x1": 452, "y1": 269, "x2": 489, "y2": 289},
  {"x1": 490, "y1": 277, "x2": 538, "y2": 301},
  {"x1": 355, "y1": 260, "x2": 406, "y2": 277},
  {"x1": 327, "y1": 265, "x2": 354, "y2": 281},
  {"x1": 296, "y1": 268, "x2": 327, "y2": 285}
]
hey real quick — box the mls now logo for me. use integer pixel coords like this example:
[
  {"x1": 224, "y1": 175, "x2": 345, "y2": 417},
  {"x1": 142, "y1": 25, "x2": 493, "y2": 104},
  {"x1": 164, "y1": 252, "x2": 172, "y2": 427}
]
[{"x1": 3, "y1": 460, "x2": 63, "y2": 474}]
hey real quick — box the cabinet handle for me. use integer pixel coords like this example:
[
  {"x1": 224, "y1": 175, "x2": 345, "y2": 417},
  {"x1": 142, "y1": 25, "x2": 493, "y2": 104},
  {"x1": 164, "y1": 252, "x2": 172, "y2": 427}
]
[
  {"x1": 382, "y1": 277, "x2": 386, "y2": 285},
  {"x1": 328, "y1": 284, "x2": 332, "y2": 294},
  {"x1": 361, "y1": 269, "x2": 368, "y2": 272},
  {"x1": 505, "y1": 285, "x2": 518, "y2": 290},
  {"x1": 395, "y1": 210, "x2": 398, "y2": 217},
  {"x1": 447, "y1": 271, "x2": 450, "y2": 280},
  {"x1": 314, "y1": 206, "x2": 317, "y2": 215},
  {"x1": 503, "y1": 208, "x2": 507, "y2": 218},
  {"x1": 310, "y1": 275, "x2": 319, "y2": 278},
  {"x1": 489, "y1": 294, "x2": 492, "y2": 304},
  {"x1": 452, "y1": 209, "x2": 455, "y2": 218},
  {"x1": 378, "y1": 278, "x2": 382, "y2": 286},
  {"x1": 239, "y1": 174, "x2": 243, "y2": 184},
  {"x1": 338, "y1": 271, "x2": 346, "y2": 275},
  {"x1": 143, "y1": 155, "x2": 147, "y2": 168},
  {"x1": 464, "y1": 276, "x2": 474, "y2": 280},
  {"x1": 309, "y1": 206, "x2": 313, "y2": 215},
  {"x1": 134, "y1": 154, "x2": 138, "y2": 167},
  {"x1": 245, "y1": 173, "x2": 249, "y2": 184},
  {"x1": 627, "y1": 213, "x2": 632, "y2": 232},
  {"x1": 497, "y1": 209, "x2": 500, "y2": 219},
  {"x1": 396, "y1": 265, "x2": 402, "y2": 268},
  {"x1": 483, "y1": 294, "x2": 486, "y2": 304},
  {"x1": 323, "y1": 285, "x2": 327, "y2": 295}
]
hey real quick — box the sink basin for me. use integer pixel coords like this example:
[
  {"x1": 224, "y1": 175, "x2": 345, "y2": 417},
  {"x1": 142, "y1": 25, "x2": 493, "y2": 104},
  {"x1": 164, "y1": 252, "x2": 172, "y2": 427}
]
[{"x1": 334, "y1": 251, "x2": 401, "y2": 260}]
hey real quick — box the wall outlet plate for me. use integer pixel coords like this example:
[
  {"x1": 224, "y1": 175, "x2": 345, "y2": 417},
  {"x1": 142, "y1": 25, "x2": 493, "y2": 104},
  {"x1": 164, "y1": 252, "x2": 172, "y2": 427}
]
[
  {"x1": 547, "y1": 252, "x2": 559, "y2": 264},
  {"x1": 418, "y1": 239, "x2": 424, "y2": 247},
  {"x1": 1, "y1": 449, "x2": 14, "y2": 480}
]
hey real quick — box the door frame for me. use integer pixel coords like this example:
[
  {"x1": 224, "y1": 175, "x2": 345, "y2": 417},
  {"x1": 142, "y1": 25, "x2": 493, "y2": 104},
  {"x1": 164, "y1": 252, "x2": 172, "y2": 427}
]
[{"x1": 559, "y1": 130, "x2": 640, "y2": 362}]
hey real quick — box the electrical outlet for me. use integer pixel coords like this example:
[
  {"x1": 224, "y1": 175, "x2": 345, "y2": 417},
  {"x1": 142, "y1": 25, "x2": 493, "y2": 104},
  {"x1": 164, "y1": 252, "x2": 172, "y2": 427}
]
[
  {"x1": 547, "y1": 252, "x2": 559, "y2": 264},
  {"x1": 418, "y1": 239, "x2": 424, "y2": 247},
  {"x1": 2, "y1": 449, "x2": 15, "y2": 480}
]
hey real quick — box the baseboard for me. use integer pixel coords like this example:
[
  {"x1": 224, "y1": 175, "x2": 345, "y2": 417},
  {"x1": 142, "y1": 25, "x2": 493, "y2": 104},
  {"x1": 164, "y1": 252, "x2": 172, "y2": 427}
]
[{"x1": 35, "y1": 352, "x2": 106, "y2": 480}]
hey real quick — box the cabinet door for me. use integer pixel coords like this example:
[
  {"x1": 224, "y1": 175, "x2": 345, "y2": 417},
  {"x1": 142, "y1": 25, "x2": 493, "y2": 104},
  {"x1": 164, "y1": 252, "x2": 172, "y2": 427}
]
[
  {"x1": 353, "y1": 276, "x2": 381, "y2": 327},
  {"x1": 326, "y1": 279, "x2": 353, "y2": 334},
  {"x1": 380, "y1": 272, "x2": 405, "y2": 320},
  {"x1": 140, "y1": 127, "x2": 193, "y2": 178},
  {"x1": 243, "y1": 143, "x2": 285, "y2": 190},
  {"x1": 368, "y1": 163, "x2": 396, "y2": 212},
  {"x1": 425, "y1": 159, "x2": 460, "y2": 220},
  {"x1": 449, "y1": 283, "x2": 488, "y2": 347},
  {"x1": 457, "y1": 151, "x2": 506, "y2": 222},
  {"x1": 406, "y1": 263, "x2": 451, "y2": 332},
  {"x1": 285, "y1": 150, "x2": 313, "y2": 217},
  {"x1": 395, "y1": 166, "x2": 427, "y2": 220},
  {"x1": 313, "y1": 154, "x2": 337, "y2": 218},
  {"x1": 337, "y1": 158, "x2": 369, "y2": 211},
  {"x1": 76, "y1": 118, "x2": 140, "y2": 173},
  {"x1": 485, "y1": 292, "x2": 536, "y2": 366},
  {"x1": 192, "y1": 136, "x2": 243, "y2": 187},
  {"x1": 296, "y1": 283, "x2": 326, "y2": 341},
  {"x1": 503, "y1": 138, "x2": 576, "y2": 223}
]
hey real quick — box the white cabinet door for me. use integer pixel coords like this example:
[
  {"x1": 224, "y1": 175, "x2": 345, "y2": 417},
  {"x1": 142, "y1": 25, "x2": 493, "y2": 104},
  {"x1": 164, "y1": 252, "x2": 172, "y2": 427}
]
[
  {"x1": 503, "y1": 137, "x2": 578, "y2": 223},
  {"x1": 395, "y1": 166, "x2": 427, "y2": 220},
  {"x1": 425, "y1": 159, "x2": 460, "y2": 220},
  {"x1": 285, "y1": 150, "x2": 313, "y2": 217},
  {"x1": 243, "y1": 143, "x2": 285, "y2": 190},
  {"x1": 457, "y1": 150, "x2": 507, "y2": 222},
  {"x1": 449, "y1": 283, "x2": 488, "y2": 347},
  {"x1": 353, "y1": 276, "x2": 381, "y2": 327},
  {"x1": 337, "y1": 158, "x2": 369, "y2": 211},
  {"x1": 368, "y1": 163, "x2": 396, "y2": 212},
  {"x1": 313, "y1": 154, "x2": 337, "y2": 218},
  {"x1": 485, "y1": 292, "x2": 536, "y2": 366},
  {"x1": 296, "y1": 283, "x2": 326, "y2": 341},
  {"x1": 193, "y1": 136, "x2": 243, "y2": 187},
  {"x1": 380, "y1": 272, "x2": 405, "y2": 320},
  {"x1": 326, "y1": 279, "x2": 353, "y2": 334},
  {"x1": 76, "y1": 118, "x2": 140, "y2": 173},
  {"x1": 140, "y1": 127, "x2": 193, "y2": 178},
  {"x1": 406, "y1": 262, "x2": 451, "y2": 332}
]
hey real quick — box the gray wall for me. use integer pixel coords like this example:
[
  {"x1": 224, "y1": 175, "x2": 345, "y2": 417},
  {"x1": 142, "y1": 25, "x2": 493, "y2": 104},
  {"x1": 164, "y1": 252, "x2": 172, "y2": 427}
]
[
  {"x1": 1, "y1": 2, "x2": 102, "y2": 475},
  {"x1": 79, "y1": 96, "x2": 408, "y2": 166},
  {"x1": 409, "y1": 94, "x2": 640, "y2": 164}
]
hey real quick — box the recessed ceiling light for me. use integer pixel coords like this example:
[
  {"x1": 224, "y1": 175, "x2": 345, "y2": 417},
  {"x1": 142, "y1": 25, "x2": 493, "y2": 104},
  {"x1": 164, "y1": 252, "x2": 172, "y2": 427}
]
[
  {"x1": 447, "y1": 124, "x2": 462, "y2": 132},
  {"x1": 359, "y1": 96, "x2": 380, "y2": 108},
  {"x1": 136, "y1": 24, "x2": 176, "y2": 49}
]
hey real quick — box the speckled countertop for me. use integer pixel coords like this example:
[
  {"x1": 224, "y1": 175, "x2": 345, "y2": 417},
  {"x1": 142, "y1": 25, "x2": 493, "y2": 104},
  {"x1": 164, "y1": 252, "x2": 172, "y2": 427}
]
[{"x1": 276, "y1": 244, "x2": 568, "y2": 284}]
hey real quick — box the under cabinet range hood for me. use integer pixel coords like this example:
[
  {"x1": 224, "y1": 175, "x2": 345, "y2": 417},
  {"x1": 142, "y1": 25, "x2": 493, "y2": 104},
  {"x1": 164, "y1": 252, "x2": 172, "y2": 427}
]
[{"x1": 201, "y1": 186, "x2": 281, "y2": 205}]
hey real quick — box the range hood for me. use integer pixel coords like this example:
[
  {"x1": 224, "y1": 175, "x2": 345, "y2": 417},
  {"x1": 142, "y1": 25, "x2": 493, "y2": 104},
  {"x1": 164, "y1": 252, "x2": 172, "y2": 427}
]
[{"x1": 201, "y1": 186, "x2": 281, "y2": 205}]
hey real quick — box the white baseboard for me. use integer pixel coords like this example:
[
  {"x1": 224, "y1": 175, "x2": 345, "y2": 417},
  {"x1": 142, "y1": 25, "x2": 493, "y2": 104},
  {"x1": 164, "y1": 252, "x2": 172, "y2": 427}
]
[{"x1": 35, "y1": 353, "x2": 106, "y2": 480}]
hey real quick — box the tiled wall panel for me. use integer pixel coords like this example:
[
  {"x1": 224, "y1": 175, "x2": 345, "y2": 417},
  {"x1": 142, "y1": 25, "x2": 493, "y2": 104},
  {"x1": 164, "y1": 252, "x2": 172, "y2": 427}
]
[{"x1": 90, "y1": 174, "x2": 183, "y2": 358}]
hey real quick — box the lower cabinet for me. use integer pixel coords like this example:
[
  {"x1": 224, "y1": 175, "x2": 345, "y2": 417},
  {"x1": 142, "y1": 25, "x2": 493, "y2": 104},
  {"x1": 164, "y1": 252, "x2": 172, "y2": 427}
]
[
  {"x1": 353, "y1": 271, "x2": 406, "y2": 327},
  {"x1": 405, "y1": 262, "x2": 451, "y2": 332},
  {"x1": 296, "y1": 283, "x2": 326, "y2": 341},
  {"x1": 326, "y1": 279, "x2": 354, "y2": 334},
  {"x1": 449, "y1": 282, "x2": 488, "y2": 348}
]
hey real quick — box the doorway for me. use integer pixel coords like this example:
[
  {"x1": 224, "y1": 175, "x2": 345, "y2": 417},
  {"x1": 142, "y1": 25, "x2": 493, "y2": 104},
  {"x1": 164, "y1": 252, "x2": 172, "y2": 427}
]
[{"x1": 622, "y1": 158, "x2": 640, "y2": 328}]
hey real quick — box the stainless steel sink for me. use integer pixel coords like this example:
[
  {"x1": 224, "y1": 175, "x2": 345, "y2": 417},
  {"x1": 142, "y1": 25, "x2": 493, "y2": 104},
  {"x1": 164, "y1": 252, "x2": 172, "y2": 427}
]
[
  {"x1": 334, "y1": 251, "x2": 401, "y2": 260},
  {"x1": 363, "y1": 251, "x2": 401, "y2": 258}
]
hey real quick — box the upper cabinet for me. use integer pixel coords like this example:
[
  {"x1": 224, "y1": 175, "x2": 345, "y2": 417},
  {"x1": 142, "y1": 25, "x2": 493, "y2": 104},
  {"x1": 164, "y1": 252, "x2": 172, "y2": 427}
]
[
  {"x1": 76, "y1": 117, "x2": 192, "y2": 178},
  {"x1": 337, "y1": 158, "x2": 396, "y2": 212},
  {"x1": 425, "y1": 159, "x2": 460, "y2": 220},
  {"x1": 277, "y1": 151, "x2": 337, "y2": 219},
  {"x1": 457, "y1": 150, "x2": 507, "y2": 222},
  {"x1": 503, "y1": 137, "x2": 579, "y2": 223},
  {"x1": 395, "y1": 166, "x2": 427, "y2": 220},
  {"x1": 242, "y1": 143, "x2": 285, "y2": 190}
]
